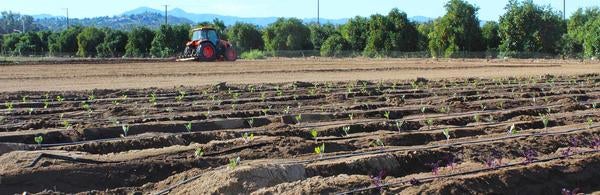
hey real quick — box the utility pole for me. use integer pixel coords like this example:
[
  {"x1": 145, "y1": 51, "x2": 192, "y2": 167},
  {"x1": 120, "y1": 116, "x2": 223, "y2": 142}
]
[
  {"x1": 22, "y1": 19, "x2": 25, "y2": 33},
  {"x1": 163, "y1": 5, "x2": 168, "y2": 25},
  {"x1": 563, "y1": 0, "x2": 566, "y2": 21},
  {"x1": 317, "y1": 0, "x2": 320, "y2": 25},
  {"x1": 62, "y1": 8, "x2": 69, "y2": 29}
]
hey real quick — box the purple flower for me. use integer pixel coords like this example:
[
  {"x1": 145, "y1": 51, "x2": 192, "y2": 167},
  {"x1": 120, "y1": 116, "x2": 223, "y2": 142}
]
[{"x1": 369, "y1": 170, "x2": 386, "y2": 192}]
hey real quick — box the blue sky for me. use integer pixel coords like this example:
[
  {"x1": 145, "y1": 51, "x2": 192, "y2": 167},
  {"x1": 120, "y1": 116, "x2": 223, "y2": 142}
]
[{"x1": 0, "y1": 0, "x2": 598, "y2": 21}]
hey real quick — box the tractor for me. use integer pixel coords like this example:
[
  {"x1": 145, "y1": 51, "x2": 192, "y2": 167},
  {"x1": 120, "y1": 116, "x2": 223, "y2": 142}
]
[{"x1": 177, "y1": 27, "x2": 237, "y2": 61}]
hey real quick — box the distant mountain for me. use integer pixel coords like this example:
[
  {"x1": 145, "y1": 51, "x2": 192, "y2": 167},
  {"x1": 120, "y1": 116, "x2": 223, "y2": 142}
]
[
  {"x1": 31, "y1": 7, "x2": 438, "y2": 31},
  {"x1": 35, "y1": 12, "x2": 193, "y2": 31}
]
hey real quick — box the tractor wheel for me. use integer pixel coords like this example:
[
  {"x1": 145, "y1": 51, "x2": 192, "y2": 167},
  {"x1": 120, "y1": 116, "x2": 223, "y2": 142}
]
[
  {"x1": 225, "y1": 47, "x2": 237, "y2": 61},
  {"x1": 199, "y1": 42, "x2": 216, "y2": 60}
]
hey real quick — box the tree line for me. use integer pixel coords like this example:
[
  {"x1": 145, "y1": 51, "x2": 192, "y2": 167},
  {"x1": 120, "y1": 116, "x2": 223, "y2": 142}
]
[{"x1": 1, "y1": 0, "x2": 600, "y2": 58}]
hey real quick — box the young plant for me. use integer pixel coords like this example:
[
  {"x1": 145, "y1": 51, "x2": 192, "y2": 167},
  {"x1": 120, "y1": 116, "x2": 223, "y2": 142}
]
[
  {"x1": 194, "y1": 148, "x2": 204, "y2": 158},
  {"x1": 62, "y1": 120, "x2": 72, "y2": 130},
  {"x1": 5, "y1": 102, "x2": 13, "y2": 112},
  {"x1": 425, "y1": 118, "x2": 434, "y2": 130},
  {"x1": 539, "y1": 114, "x2": 550, "y2": 130},
  {"x1": 185, "y1": 122, "x2": 193, "y2": 132},
  {"x1": 34, "y1": 135, "x2": 43, "y2": 147},
  {"x1": 228, "y1": 156, "x2": 241, "y2": 170},
  {"x1": 310, "y1": 129, "x2": 318, "y2": 143},
  {"x1": 295, "y1": 114, "x2": 302, "y2": 125},
  {"x1": 508, "y1": 123, "x2": 518, "y2": 135},
  {"x1": 383, "y1": 111, "x2": 390, "y2": 120},
  {"x1": 314, "y1": 143, "x2": 325, "y2": 158},
  {"x1": 342, "y1": 126, "x2": 350, "y2": 136},
  {"x1": 260, "y1": 92, "x2": 267, "y2": 102},
  {"x1": 149, "y1": 92, "x2": 158, "y2": 105},
  {"x1": 242, "y1": 132, "x2": 254, "y2": 144},
  {"x1": 395, "y1": 120, "x2": 404, "y2": 132},
  {"x1": 442, "y1": 128, "x2": 450, "y2": 143},
  {"x1": 247, "y1": 118, "x2": 255, "y2": 128},
  {"x1": 56, "y1": 95, "x2": 65, "y2": 103},
  {"x1": 370, "y1": 138, "x2": 385, "y2": 150},
  {"x1": 420, "y1": 106, "x2": 427, "y2": 114},
  {"x1": 348, "y1": 113, "x2": 354, "y2": 121},
  {"x1": 121, "y1": 124, "x2": 130, "y2": 137},
  {"x1": 43, "y1": 99, "x2": 50, "y2": 109},
  {"x1": 27, "y1": 108, "x2": 34, "y2": 115},
  {"x1": 176, "y1": 90, "x2": 187, "y2": 102},
  {"x1": 473, "y1": 114, "x2": 481, "y2": 123},
  {"x1": 586, "y1": 117, "x2": 594, "y2": 129}
]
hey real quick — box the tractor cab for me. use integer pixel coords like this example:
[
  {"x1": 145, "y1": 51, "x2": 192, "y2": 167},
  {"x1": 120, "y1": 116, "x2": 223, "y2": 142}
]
[{"x1": 181, "y1": 27, "x2": 237, "y2": 61}]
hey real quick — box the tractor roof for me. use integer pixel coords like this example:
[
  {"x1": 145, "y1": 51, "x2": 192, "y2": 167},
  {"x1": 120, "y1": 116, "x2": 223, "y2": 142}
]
[{"x1": 191, "y1": 27, "x2": 216, "y2": 32}]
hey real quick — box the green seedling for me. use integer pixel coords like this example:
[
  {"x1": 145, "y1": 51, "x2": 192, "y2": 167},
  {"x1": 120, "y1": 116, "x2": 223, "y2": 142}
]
[
  {"x1": 348, "y1": 113, "x2": 354, "y2": 121},
  {"x1": 231, "y1": 103, "x2": 237, "y2": 111},
  {"x1": 43, "y1": 99, "x2": 50, "y2": 109},
  {"x1": 342, "y1": 126, "x2": 350, "y2": 136},
  {"x1": 370, "y1": 138, "x2": 385, "y2": 149},
  {"x1": 0, "y1": 116, "x2": 5, "y2": 124},
  {"x1": 5, "y1": 102, "x2": 13, "y2": 112},
  {"x1": 442, "y1": 128, "x2": 450, "y2": 143},
  {"x1": 283, "y1": 106, "x2": 291, "y2": 115},
  {"x1": 508, "y1": 123, "x2": 518, "y2": 135},
  {"x1": 587, "y1": 117, "x2": 594, "y2": 129},
  {"x1": 395, "y1": 120, "x2": 404, "y2": 131},
  {"x1": 231, "y1": 92, "x2": 240, "y2": 101},
  {"x1": 176, "y1": 90, "x2": 187, "y2": 102},
  {"x1": 56, "y1": 95, "x2": 64, "y2": 103},
  {"x1": 473, "y1": 114, "x2": 481, "y2": 123},
  {"x1": 185, "y1": 122, "x2": 192, "y2": 132},
  {"x1": 34, "y1": 136, "x2": 43, "y2": 146},
  {"x1": 314, "y1": 143, "x2": 325, "y2": 158},
  {"x1": 247, "y1": 118, "x2": 255, "y2": 128},
  {"x1": 149, "y1": 92, "x2": 158, "y2": 105},
  {"x1": 88, "y1": 94, "x2": 96, "y2": 101},
  {"x1": 383, "y1": 111, "x2": 390, "y2": 120},
  {"x1": 194, "y1": 148, "x2": 204, "y2": 157},
  {"x1": 260, "y1": 92, "x2": 267, "y2": 102},
  {"x1": 121, "y1": 124, "x2": 130, "y2": 137},
  {"x1": 247, "y1": 85, "x2": 255, "y2": 93},
  {"x1": 62, "y1": 120, "x2": 72, "y2": 130},
  {"x1": 593, "y1": 102, "x2": 598, "y2": 109},
  {"x1": 308, "y1": 87, "x2": 317, "y2": 96},
  {"x1": 228, "y1": 156, "x2": 241, "y2": 170},
  {"x1": 480, "y1": 104, "x2": 487, "y2": 111},
  {"x1": 295, "y1": 114, "x2": 302, "y2": 125},
  {"x1": 310, "y1": 129, "x2": 318, "y2": 143},
  {"x1": 540, "y1": 114, "x2": 550, "y2": 130},
  {"x1": 242, "y1": 132, "x2": 254, "y2": 143},
  {"x1": 27, "y1": 108, "x2": 34, "y2": 115},
  {"x1": 21, "y1": 95, "x2": 28, "y2": 103},
  {"x1": 425, "y1": 118, "x2": 434, "y2": 129}
]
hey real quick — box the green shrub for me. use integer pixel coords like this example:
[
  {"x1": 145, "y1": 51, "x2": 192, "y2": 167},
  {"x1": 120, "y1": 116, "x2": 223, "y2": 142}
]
[{"x1": 240, "y1": 50, "x2": 266, "y2": 59}]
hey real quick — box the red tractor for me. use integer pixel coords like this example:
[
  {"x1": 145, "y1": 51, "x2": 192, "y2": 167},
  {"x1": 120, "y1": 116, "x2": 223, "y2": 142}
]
[{"x1": 177, "y1": 27, "x2": 237, "y2": 61}]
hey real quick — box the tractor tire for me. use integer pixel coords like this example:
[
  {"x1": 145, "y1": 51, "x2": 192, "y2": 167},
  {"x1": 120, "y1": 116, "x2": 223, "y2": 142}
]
[
  {"x1": 225, "y1": 47, "x2": 237, "y2": 61},
  {"x1": 199, "y1": 42, "x2": 216, "y2": 60}
]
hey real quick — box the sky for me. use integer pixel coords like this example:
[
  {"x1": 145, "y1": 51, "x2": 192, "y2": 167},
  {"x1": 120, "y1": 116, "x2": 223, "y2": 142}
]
[{"x1": 0, "y1": 0, "x2": 598, "y2": 21}]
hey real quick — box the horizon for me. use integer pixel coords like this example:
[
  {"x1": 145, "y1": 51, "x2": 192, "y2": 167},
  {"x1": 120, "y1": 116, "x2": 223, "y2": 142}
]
[{"x1": 1, "y1": 0, "x2": 599, "y2": 21}]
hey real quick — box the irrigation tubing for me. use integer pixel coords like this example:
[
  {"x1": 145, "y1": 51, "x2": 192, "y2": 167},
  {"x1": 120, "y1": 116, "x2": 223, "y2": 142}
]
[{"x1": 335, "y1": 149, "x2": 600, "y2": 195}]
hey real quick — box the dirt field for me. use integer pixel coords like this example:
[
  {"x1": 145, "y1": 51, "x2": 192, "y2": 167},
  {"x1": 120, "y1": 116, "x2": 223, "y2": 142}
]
[
  {"x1": 0, "y1": 58, "x2": 599, "y2": 194},
  {"x1": 1, "y1": 58, "x2": 599, "y2": 91}
]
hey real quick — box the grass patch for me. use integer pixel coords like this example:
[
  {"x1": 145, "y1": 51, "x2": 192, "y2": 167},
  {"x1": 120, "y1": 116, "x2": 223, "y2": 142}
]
[{"x1": 240, "y1": 50, "x2": 266, "y2": 60}]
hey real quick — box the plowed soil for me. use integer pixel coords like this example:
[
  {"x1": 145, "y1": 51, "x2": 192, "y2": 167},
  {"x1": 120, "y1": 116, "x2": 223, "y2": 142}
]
[{"x1": 0, "y1": 58, "x2": 599, "y2": 194}]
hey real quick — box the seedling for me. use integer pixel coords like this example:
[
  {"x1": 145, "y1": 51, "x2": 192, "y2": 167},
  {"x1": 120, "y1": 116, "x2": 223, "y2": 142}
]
[
  {"x1": 21, "y1": 95, "x2": 28, "y2": 103},
  {"x1": 185, "y1": 122, "x2": 192, "y2": 132},
  {"x1": 43, "y1": 100, "x2": 50, "y2": 109},
  {"x1": 27, "y1": 108, "x2": 34, "y2": 115},
  {"x1": 260, "y1": 92, "x2": 267, "y2": 102},
  {"x1": 395, "y1": 120, "x2": 404, "y2": 132},
  {"x1": 247, "y1": 85, "x2": 255, "y2": 93},
  {"x1": 420, "y1": 106, "x2": 427, "y2": 114},
  {"x1": 242, "y1": 132, "x2": 254, "y2": 144},
  {"x1": 473, "y1": 114, "x2": 481, "y2": 123},
  {"x1": 247, "y1": 118, "x2": 255, "y2": 128},
  {"x1": 0, "y1": 116, "x2": 5, "y2": 124},
  {"x1": 56, "y1": 95, "x2": 65, "y2": 103},
  {"x1": 586, "y1": 117, "x2": 593, "y2": 129},
  {"x1": 5, "y1": 102, "x2": 13, "y2": 112},
  {"x1": 508, "y1": 123, "x2": 518, "y2": 135},
  {"x1": 383, "y1": 111, "x2": 390, "y2": 120},
  {"x1": 369, "y1": 170, "x2": 386, "y2": 192},
  {"x1": 149, "y1": 92, "x2": 158, "y2": 105},
  {"x1": 34, "y1": 136, "x2": 43, "y2": 147},
  {"x1": 194, "y1": 148, "x2": 204, "y2": 157},
  {"x1": 295, "y1": 114, "x2": 302, "y2": 125},
  {"x1": 342, "y1": 126, "x2": 350, "y2": 136},
  {"x1": 348, "y1": 113, "x2": 354, "y2": 121},
  {"x1": 228, "y1": 156, "x2": 241, "y2": 170},
  {"x1": 121, "y1": 124, "x2": 130, "y2": 137},
  {"x1": 62, "y1": 120, "x2": 72, "y2": 130},
  {"x1": 539, "y1": 114, "x2": 550, "y2": 130},
  {"x1": 314, "y1": 143, "x2": 325, "y2": 158},
  {"x1": 88, "y1": 94, "x2": 96, "y2": 101},
  {"x1": 425, "y1": 118, "x2": 434, "y2": 129},
  {"x1": 370, "y1": 138, "x2": 385, "y2": 150},
  {"x1": 310, "y1": 129, "x2": 318, "y2": 143},
  {"x1": 442, "y1": 128, "x2": 450, "y2": 143},
  {"x1": 231, "y1": 104, "x2": 237, "y2": 111},
  {"x1": 480, "y1": 103, "x2": 487, "y2": 111},
  {"x1": 176, "y1": 90, "x2": 187, "y2": 102}
]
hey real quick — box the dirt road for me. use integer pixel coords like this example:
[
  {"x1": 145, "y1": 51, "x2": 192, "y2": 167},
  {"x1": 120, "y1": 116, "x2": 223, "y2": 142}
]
[{"x1": 0, "y1": 58, "x2": 599, "y2": 91}]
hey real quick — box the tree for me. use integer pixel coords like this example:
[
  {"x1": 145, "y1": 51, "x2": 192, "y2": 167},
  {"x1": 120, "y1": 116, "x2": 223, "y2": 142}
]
[
  {"x1": 36, "y1": 31, "x2": 52, "y2": 53},
  {"x1": 48, "y1": 26, "x2": 82, "y2": 56},
  {"x1": 0, "y1": 12, "x2": 40, "y2": 34},
  {"x1": 498, "y1": 0, "x2": 565, "y2": 57},
  {"x1": 150, "y1": 25, "x2": 176, "y2": 58},
  {"x1": 227, "y1": 22, "x2": 264, "y2": 52},
  {"x1": 96, "y1": 29, "x2": 128, "y2": 57},
  {"x1": 429, "y1": 0, "x2": 484, "y2": 57},
  {"x1": 309, "y1": 23, "x2": 337, "y2": 50},
  {"x1": 15, "y1": 32, "x2": 43, "y2": 55},
  {"x1": 125, "y1": 27, "x2": 155, "y2": 57},
  {"x1": 582, "y1": 18, "x2": 600, "y2": 57},
  {"x1": 564, "y1": 7, "x2": 600, "y2": 58},
  {"x1": 320, "y1": 33, "x2": 350, "y2": 57},
  {"x1": 263, "y1": 18, "x2": 312, "y2": 52},
  {"x1": 172, "y1": 24, "x2": 191, "y2": 53},
  {"x1": 481, "y1": 21, "x2": 500, "y2": 50},
  {"x1": 416, "y1": 22, "x2": 434, "y2": 52},
  {"x1": 387, "y1": 8, "x2": 419, "y2": 52},
  {"x1": 2, "y1": 33, "x2": 20, "y2": 55},
  {"x1": 77, "y1": 27, "x2": 105, "y2": 57},
  {"x1": 364, "y1": 14, "x2": 394, "y2": 57},
  {"x1": 341, "y1": 16, "x2": 368, "y2": 52}
]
